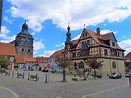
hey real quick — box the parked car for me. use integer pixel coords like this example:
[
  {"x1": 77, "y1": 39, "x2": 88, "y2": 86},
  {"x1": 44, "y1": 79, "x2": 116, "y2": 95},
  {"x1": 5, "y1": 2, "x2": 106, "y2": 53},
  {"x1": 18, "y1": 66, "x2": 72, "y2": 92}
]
[
  {"x1": 42, "y1": 68, "x2": 48, "y2": 72},
  {"x1": 109, "y1": 72, "x2": 122, "y2": 79},
  {"x1": 51, "y1": 69, "x2": 56, "y2": 73},
  {"x1": 125, "y1": 72, "x2": 131, "y2": 77}
]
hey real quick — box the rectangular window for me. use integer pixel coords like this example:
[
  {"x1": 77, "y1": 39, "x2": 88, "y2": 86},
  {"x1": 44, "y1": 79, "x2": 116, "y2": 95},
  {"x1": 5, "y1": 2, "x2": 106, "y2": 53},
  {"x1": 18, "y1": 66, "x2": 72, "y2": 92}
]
[
  {"x1": 104, "y1": 49, "x2": 108, "y2": 55},
  {"x1": 72, "y1": 52, "x2": 76, "y2": 57},
  {"x1": 112, "y1": 42, "x2": 115, "y2": 46},
  {"x1": 117, "y1": 52, "x2": 119, "y2": 57}
]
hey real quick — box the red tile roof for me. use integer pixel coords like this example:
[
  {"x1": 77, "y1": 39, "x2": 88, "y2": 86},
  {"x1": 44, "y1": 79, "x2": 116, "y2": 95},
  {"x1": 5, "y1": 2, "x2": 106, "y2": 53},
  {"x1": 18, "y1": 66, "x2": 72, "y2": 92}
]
[
  {"x1": 36, "y1": 57, "x2": 48, "y2": 63},
  {"x1": 25, "y1": 57, "x2": 37, "y2": 62},
  {"x1": 72, "y1": 39, "x2": 78, "y2": 45},
  {"x1": 15, "y1": 54, "x2": 24, "y2": 64},
  {"x1": 83, "y1": 29, "x2": 123, "y2": 50},
  {"x1": 101, "y1": 32, "x2": 113, "y2": 40},
  {"x1": 125, "y1": 52, "x2": 131, "y2": 60},
  {"x1": 49, "y1": 49, "x2": 64, "y2": 58},
  {"x1": 0, "y1": 42, "x2": 16, "y2": 56},
  {"x1": 85, "y1": 29, "x2": 101, "y2": 44}
]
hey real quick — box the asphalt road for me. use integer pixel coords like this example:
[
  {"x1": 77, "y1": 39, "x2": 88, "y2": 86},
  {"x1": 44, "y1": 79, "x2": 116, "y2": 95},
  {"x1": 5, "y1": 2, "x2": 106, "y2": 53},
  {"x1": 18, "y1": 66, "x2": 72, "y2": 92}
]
[{"x1": 0, "y1": 71, "x2": 130, "y2": 98}]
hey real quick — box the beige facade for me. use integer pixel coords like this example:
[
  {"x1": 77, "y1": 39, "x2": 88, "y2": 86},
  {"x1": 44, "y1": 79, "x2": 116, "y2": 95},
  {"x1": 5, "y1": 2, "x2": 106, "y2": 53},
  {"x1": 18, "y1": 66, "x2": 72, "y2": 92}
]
[{"x1": 64, "y1": 27, "x2": 125, "y2": 76}]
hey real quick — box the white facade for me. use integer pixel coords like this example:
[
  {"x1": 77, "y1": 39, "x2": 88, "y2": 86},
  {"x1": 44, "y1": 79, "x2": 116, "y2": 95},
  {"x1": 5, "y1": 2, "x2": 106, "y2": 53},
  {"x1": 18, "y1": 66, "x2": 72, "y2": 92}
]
[{"x1": 48, "y1": 57, "x2": 62, "y2": 72}]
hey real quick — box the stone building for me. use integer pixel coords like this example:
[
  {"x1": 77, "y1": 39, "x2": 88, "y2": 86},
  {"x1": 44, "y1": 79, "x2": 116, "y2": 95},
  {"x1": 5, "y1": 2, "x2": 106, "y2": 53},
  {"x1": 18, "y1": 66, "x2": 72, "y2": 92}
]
[
  {"x1": 64, "y1": 25, "x2": 125, "y2": 76},
  {"x1": 10, "y1": 21, "x2": 33, "y2": 57}
]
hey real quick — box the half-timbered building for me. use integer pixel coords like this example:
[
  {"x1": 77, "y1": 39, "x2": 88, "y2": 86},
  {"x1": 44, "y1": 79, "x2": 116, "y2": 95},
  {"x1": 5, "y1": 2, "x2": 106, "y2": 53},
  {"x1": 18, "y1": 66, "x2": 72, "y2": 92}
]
[{"x1": 64, "y1": 25, "x2": 125, "y2": 76}]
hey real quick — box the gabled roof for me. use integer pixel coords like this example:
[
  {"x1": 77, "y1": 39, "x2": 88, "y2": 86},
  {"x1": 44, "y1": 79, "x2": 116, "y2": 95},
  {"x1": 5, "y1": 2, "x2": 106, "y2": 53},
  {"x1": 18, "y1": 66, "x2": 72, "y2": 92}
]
[
  {"x1": 101, "y1": 32, "x2": 117, "y2": 42},
  {"x1": 25, "y1": 57, "x2": 37, "y2": 62},
  {"x1": 49, "y1": 49, "x2": 64, "y2": 58},
  {"x1": 0, "y1": 42, "x2": 16, "y2": 56},
  {"x1": 125, "y1": 52, "x2": 131, "y2": 59},
  {"x1": 15, "y1": 54, "x2": 24, "y2": 64},
  {"x1": 86, "y1": 29, "x2": 101, "y2": 44},
  {"x1": 77, "y1": 28, "x2": 122, "y2": 50}
]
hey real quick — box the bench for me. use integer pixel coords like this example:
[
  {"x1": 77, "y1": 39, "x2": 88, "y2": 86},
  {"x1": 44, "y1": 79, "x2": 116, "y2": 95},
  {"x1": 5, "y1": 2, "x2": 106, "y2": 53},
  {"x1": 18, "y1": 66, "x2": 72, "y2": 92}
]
[
  {"x1": 28, "y1": 73, "x2": 39, "y2": 81},
  {"x1": 17, "y1": 72, "x2": 24, "y2": 79},
  {"x1": 5, "y1": 71, "x2": 10, "y2": 76}
]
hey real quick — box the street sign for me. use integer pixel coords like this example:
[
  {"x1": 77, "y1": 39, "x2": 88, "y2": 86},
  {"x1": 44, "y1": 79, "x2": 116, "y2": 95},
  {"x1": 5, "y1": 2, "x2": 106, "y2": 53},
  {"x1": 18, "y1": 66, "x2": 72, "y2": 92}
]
[{"x1": 47, "y1": 64, "x2": 50, "y2": 68}]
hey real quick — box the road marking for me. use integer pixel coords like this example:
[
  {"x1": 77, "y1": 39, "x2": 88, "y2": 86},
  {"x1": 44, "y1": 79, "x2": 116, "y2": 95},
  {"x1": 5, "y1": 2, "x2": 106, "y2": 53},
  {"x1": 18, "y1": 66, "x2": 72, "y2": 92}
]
[
  {"x1": 50, "y1": 74, "x2": 61, "y2": 85},
  {"x1": 0, "y1": 86, "x2": 19, "y2": 98},
  {"x1": 82, "y1": 85, "x2": 128, "y2": 98}
]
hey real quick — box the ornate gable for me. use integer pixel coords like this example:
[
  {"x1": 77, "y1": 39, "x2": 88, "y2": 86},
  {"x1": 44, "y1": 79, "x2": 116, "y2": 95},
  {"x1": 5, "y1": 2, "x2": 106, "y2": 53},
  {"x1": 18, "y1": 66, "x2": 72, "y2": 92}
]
[{"x1": 110, "y1": 33, "x2": 117, "y2": 42}]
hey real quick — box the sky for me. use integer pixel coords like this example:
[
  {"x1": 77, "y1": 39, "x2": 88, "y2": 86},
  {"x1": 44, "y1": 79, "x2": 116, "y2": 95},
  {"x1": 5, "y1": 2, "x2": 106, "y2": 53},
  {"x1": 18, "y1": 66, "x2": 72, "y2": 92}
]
[{"x1": 0, "y1": 0, "x2": 131, "y2": 57}]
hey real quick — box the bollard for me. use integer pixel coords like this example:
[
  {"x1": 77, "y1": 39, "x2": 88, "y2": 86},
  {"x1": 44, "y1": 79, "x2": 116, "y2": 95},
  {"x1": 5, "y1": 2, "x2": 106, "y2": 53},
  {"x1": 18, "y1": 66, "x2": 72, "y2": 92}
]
[
  {"x1": 17, "y1": 72, "x2": 18, "y2": 78},
  {"x1": 12, "y1": 71, "x2": 14, "y2": 77},
  {"x1": 45, "y1": 74, "x2": 48, "y2": 83},
  {"x1": 28, "y1": 73, "x2": 30, "y2": 80},
  {"x1": 9, "y1": 71, "x2": 10, "y2": 76},
  {"x1": 36, "y1": 73, "x2": 37, "y2": 81},
  {"x1": 129, "y1": 76, "x2": 131, "y2": 87},
  {"x1": 23, "y1": 72, "x2": 24, "y2": 79}
]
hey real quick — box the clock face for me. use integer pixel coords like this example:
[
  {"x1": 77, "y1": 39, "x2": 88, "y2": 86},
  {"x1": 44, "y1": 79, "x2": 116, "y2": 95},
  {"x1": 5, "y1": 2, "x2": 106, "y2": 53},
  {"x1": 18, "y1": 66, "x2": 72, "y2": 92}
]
[{"x1": 10, "y1": 57, "x2": 14, "y2": 62}]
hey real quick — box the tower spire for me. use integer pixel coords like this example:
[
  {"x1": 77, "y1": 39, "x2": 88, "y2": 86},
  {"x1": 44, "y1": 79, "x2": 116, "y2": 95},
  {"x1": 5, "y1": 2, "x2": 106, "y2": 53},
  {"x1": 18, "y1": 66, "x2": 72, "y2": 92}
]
[
  {"x1": 65, "y1": 23, "x2": 72, "y2": 45},
  {"x1": 67, "y1": 23, "x2": 70, "y2": 32}
]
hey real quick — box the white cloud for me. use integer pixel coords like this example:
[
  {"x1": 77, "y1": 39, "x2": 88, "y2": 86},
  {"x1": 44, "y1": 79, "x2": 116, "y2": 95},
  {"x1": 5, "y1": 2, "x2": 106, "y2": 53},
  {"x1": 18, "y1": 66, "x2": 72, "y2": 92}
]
[
  {"x1": 33, "y1": 40, "x2": 44, "y2": 51},
  {"x1": 72, "y1": 34, "x2": 81, "y2": 40},
  {"x1": 0, "y1": 26, "x2": 15, "y2": 42},
  {"x1": 7, "y1": 0, "x2": 131, "y2": 31},
  {"x1": 4, "y1": 16, "x2": 13, "y2": 24},
  {"x1": 55, "y1": 42, "x2": 64, "y2": 47},
  {"x1": 118, "y1": 39, "x2": 131, "y2": 55},
  {"x1": 37, "y1": 50, "x2": 56, "y2": 57},
  {"x1": 100, "y1": 30, "x2": 118, "y2": 34}
]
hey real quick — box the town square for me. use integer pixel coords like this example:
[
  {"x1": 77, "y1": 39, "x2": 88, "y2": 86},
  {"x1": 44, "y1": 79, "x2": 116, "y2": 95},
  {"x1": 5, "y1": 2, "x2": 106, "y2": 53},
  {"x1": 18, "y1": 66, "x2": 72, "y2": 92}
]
[{"x1": 0, "y1": 0, "x2": 131, "y2": 98}]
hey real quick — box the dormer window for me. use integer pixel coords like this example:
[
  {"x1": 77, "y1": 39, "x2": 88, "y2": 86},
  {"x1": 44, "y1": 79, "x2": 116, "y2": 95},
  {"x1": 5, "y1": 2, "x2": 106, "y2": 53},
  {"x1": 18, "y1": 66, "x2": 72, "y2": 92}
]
[{"x1": 112, "y1": 42, "x2": 115, "y2": 46}]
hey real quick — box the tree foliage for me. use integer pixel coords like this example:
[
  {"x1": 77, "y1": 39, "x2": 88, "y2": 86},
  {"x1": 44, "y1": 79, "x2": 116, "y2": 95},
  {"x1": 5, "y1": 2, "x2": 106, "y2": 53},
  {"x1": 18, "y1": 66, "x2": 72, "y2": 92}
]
[
  {"x1": 55, "y1": 55, "x2": 72, "y2": 69},
  {"x1": 84, "y1": 55, "x2": 104, "y2": 70},
  {"x1": 0, "y1": 54, "x2": 11, "y2": 68}
]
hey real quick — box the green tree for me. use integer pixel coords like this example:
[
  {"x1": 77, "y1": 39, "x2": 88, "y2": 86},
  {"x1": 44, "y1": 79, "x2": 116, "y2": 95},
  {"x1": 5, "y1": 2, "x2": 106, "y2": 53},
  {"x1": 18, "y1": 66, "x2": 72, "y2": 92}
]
[
  {"x1": 55, "y1": 55, "x2": 72, "y2": 82},
  {"x1": 0, "y1": 54, "x2": 11, "y2": 69},
  {"x1": 84, "y1": 55, "x2": 103, "y2": 79}
]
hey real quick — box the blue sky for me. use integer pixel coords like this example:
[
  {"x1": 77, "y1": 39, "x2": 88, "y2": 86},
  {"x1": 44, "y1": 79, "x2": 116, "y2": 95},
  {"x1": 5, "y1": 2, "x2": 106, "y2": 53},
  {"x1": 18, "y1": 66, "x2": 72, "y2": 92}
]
[{"x1": 1, "y1": 0, "x2": 131, "y2": 57}]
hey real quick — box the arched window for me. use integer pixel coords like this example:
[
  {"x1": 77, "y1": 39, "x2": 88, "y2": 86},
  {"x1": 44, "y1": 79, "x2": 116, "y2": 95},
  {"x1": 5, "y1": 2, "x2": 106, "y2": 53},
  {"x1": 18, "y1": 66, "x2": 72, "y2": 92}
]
[
  {"x1": 22, "y1": 48, "x2": 24, "y2": 51},
  {"x1": 28, "y1": 49, "x2": 30, "y2": 52},
  {"x1": 74, "y1": 62, "x2": 77, "y2": 69},
  {"x1": 78, "y1": 61, "x2": 84, "y2": 69},
  {"x1": 112, "y1": 61, "x2": 116, "y2": 68}
]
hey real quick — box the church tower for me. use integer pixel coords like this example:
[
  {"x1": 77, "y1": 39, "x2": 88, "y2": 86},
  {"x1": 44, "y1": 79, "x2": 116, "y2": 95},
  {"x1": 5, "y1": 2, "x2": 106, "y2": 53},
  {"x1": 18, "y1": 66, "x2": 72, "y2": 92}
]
[
  {"x1": 15, "y1": 21, "x2": 33, "y2": 57},
  {"x1": 65, "y1": 23, "x2": 72, "y2": 58}
]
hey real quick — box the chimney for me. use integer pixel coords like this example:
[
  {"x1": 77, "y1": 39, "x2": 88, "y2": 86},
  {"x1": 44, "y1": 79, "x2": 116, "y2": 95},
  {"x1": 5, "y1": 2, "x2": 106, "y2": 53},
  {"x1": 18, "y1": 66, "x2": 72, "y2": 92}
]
[{"x1": 96, "y1": 27, "x2": 100, "y2": 36}]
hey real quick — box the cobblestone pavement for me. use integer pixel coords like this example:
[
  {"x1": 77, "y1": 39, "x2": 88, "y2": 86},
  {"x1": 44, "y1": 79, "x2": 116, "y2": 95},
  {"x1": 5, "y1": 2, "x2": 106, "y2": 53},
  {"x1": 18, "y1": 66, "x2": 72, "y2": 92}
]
[{"x1": 0, "y1": 70, "x2": 130, "y2": 98}]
